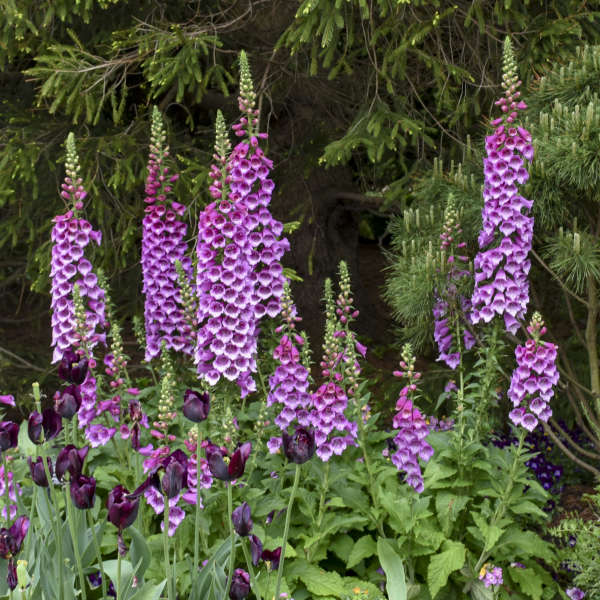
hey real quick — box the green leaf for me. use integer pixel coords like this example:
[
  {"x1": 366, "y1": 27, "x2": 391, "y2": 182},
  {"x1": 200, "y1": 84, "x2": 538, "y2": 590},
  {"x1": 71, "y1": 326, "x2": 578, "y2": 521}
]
[
  {"x1": 427, "y1": 541, "x2": 466, "y2": 599},
  {"x1": 377, "y1": 538, "x2": 407, "y2": 600},
  {"x1": 509, "y1": 500, "x2": 549, "y2": 520},
  {"x1": 435, "y1": 493, "x2": 469, "y2": 536},
  {"x1": 347, "y1": 534, "x2": 377, "y2": 569},
  {"x1": 129, "y1": 526, "x2": 152, "y2": 578},
  {"x1": 509, "y1": 567, "x2": 543, "y2": 600},
  {"x1": 471, "y1": 511, "x2": 503, "y2": 551},
  {"x1": 129, "y1": 581, "x2": 167, "y2": 600},
  {"x1": 286, "y1": 559, "x2": 347, "y2": 597}
]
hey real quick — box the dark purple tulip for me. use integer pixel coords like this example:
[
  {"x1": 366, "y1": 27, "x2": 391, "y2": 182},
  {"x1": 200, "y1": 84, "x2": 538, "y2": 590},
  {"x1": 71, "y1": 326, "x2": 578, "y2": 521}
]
[
  {"x1": 282, "y1": 427, "x2": 315, "y2": 464},
  {"x1": 28, "y1": 412, "x2": 43, "y2": 445},
  {"x1": 183, "y1": 389, "x2": 210, "y2": 423},
  {"x1": 161, "y1": 458, "x2": 187, "y2": 498},
  {"x1": 56, "y1": 445, "x2": 89, "y2": 481},
  {"x1": 130, "y1": 423, "x2": 140, "y2": 450},
  {"x1": 70, "y1": 475, "x2": 96, "y2": 509},
  {"x1": 249, "y1": 534, "x2": 263, "y2": 566},
  {"x1": 206, "y1": 442, "x2": 251, "y2": 482},
  {"x1": 28, "y1": 456, "x2": 53, "y2": 487},
  {"x1": 107, "y1": 485, "x2": 140, "y2": 532},
  {"x1": 229, "y1": 569, "x2": 250, "y2": 600},
  {"x1": 55, "y1": 385, "x2": 82, "y2": 420},
  {"x1": 0, "y1": 422, "x2": 19, "y2": 452},
  {"x1": 0, "y1": 516, "x2": 29, "y2": 558},
  {"x1": 58, "y1": 349, "x2": 88, "y2": 385},
  {"x1": 261, "y1": 546, "x2": 282, "y2": 570},
  {"x1": 232, "y1": 502, "x2": 253, "y2": 536},
  {"x1": 42, "y1": 408, "x2": 63, "y2": 441},
  {"x1": 129, "y1": 399, "x2": 142, "y2": 422},
  {"x1": 6, "y1": 559, "x2": 17, "y2": 590}
]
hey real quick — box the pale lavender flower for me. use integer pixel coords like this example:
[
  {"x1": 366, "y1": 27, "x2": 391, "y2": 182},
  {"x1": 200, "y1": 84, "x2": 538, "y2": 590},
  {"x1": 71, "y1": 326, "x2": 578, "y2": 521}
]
[
  {"x1": 566, "y1": 588, "x2": 586, "y2": 600},
  {"x1": 479, "y1": 564, "x2": 503, "y2": 588}
]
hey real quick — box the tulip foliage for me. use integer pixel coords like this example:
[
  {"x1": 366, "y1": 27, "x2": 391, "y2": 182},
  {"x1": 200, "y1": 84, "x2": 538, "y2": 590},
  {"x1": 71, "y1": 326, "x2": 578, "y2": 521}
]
[{"x1": 0, "y1": 45, "x2": 579, "y2": 600}]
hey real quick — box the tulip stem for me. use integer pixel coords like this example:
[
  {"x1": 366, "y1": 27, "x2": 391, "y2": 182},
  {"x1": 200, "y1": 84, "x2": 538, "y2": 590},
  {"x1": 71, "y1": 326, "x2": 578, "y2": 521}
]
[
  {"x1": 40, "y1": 447, "x2": 64, "y2": 600},
  {"x1": 193, "y1": 422, "x2": 201, "y2": 579},
  {"x1": 87, "y1": 510, "x2": 108, "y2": 600},
  {"x1": 2, "y1": 453, "x2": 10, "y2": 524},
  {"x1": 241, "y1": 538, "x2": 261, "y2": 600},
  {"x1": 275, "y1": 463, "x2": 301, "y2": 600},
  {"x1": 65, "y1": 484, "x2": 87, "y2": 600},
  {"x1": 117, "y1": 551, "x2": 122, "y2": 600},
  {"x1": 224, "y1": 483, "x2": 236, "y2": 600},
  {"x1": 163, "y1": 494, "x2": 173, "y2": 600}
]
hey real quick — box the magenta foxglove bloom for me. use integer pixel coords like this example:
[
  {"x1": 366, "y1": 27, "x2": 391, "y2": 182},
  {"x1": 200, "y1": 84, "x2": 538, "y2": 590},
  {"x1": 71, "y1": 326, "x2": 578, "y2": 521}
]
[
  {"x1": 0, "y1": 466, "x2": 20, "y2": 521},
  {"x1": 194, "y1": 59, "x2": 288, "y2": 396},
  {"x1": 508, "y1": 313, "x2": 558, "y2": 432},
  {"x1": 141, "y1": 108, "x2": 194, "y2": 360},
  {"x1": 388, "y1": 347, "x2": 433, "y2": 493},
  {"x1": 0, "y1": 396, "x2": 15, "y2": 408},
  {"x1": 470, "y1": 39, "x2": 534, "y2": 334}
]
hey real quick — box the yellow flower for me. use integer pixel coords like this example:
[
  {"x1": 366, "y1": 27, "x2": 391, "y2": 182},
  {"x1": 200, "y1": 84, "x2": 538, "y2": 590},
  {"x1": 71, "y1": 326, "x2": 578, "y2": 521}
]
[{"x1": 479, "y1": 563, "x2": 490, "y2": 578}]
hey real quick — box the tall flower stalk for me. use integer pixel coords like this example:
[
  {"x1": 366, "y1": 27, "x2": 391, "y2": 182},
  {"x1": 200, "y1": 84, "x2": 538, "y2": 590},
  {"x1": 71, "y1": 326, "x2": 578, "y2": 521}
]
[{"x1": 470, "y1": 37, "x2": 534, "y2": 334}]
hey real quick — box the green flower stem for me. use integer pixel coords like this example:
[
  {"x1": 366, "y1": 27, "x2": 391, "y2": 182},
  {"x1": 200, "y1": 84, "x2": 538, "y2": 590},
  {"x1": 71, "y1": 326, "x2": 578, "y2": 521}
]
[
  {"x1": 224, "y1": 483, "x2": 236, "y2": 600},
  {"x1": 65, "y1": 484, "x2": 87, "y2": 600},
  {"x1": 163, "y1": 494, "x2": 173, "y2": 600},
  {"x1": 87, "y1": 510, "x2": 108, "y2": 600},
  {"x1": 116, "y1": 551, "x2": 122, "y2": 600},
  {"x1": 241, "y1": 538, "x2": 260, "y2": 600},
  {"x1": 274, "y1": 463, "x2": 301, "y2": 600},
  {"x1": 358, "y1": 421, "x2": 385, "y2": 537},
  {"x1": 473, "y1": 428, "x2": 526, "y2": 574},
  {"x1": 2, "y1": 453, "x2": 11, "y2": 524},
  {"x1": 193, "y1": 423, "x2": 202, "y2": 578},
  {"x1": 39, "y1": 446, "x2": 64, "y2": 600},
  {"x1": 306, "y1": 461, "x2": 331, "y2": 560}
]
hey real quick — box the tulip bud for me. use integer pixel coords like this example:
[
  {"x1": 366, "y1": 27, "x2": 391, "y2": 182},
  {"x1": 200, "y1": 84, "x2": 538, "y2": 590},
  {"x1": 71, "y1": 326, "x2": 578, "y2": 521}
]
[
  {"x1": 0, "y1": 422, "x2": 19, "y2": 452},
  {"x1": 231, "y1": 502, "x2": 253, "y2": 536},
  {"x1": 182, "y1": 390, "x2": 210, "y2": 423},
  {"x1": 56, "y1": 445, "x2": 89, "y2": 481},
  {"x1": 282, "y1": 427, "x2": 315, "y2": 464},
  {"x1": 229, "y1": 569, "x2": 250, "y2": 600},
  {"x1": 28, "y1": 412, "x2": 43, "y2": 445},
  {"x1": 161, "y1": 459, "x2": 186, "y2": 499},
  {"x1": 107, "y1": 485, "x2": 140, "y2": 531},
  {"x1": 28, "y1": 456, "x2": 52, "y2": 487},
  {"x1": 70, "y1": 475, "x2": 96, "y2": 509},
  {"x1": 57, "y1": 350, "x2": 89, "y2": 385},
  {"x1": 55, "y1": 385, "x2": 82, "y2": 420},
  {"x1": 41, "y1": 409, "x2": 62, "y2": 442},
  {"x1": 249, "y1": 534, "x2": 262, "y2": 566}
]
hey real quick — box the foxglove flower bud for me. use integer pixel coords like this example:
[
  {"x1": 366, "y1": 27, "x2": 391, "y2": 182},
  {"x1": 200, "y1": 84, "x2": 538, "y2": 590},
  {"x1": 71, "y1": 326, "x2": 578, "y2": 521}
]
[
  {"x1": 205, "y1": 442, "x2": 251, "y2": 481},
  {"x1": 56, "y1": 445, "x2": 89, "y2": 481},
  {"x1": 231, "y1": 502, "x2": 253, "y2": 536},
  {"x1": 55, "y1": 385, "x2": 82, "y2": 419},
  {"x1": 282, "y1": 427, "x2": 315, "y2": 464},
  {"x1": 57, "y1": 350, "x2": 89, "y2": 385},
  {"x1": 70, "y1": 475, "x2": 96, "y2": 509},
  {"x1": 0, "y1": 422, "x2": 19, "y2": 452},
  {"x1": 183, "y1": 390, "x2": 210, "y2": 423},
  {"x1": 107, "y1": 485, "x2": 140, "y2": 532},
  {"x1": 28, "y1": 457, "x2": 52, "y2": 487},
  {"x1": 229, "y1": 569, "x2": 250, "y2": 600}
]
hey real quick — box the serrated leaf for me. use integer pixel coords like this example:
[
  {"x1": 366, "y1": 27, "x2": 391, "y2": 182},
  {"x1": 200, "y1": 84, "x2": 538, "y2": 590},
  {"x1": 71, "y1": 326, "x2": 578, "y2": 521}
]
[
  {"x1": 347, "y1": 534, "x2": 377, "y2": 569},
  {"x1": 427, "y1": 541, "x2": 465, "y2": 599},
  {"x1": 435, "y1": 493, "x2": 469, "y2": 536},
  {"x1": 509, "y1": 567, "x2": 543, "y2": 600},
  {"x1": 286, "y1": 559, "x2": 347, "y2": 597}
]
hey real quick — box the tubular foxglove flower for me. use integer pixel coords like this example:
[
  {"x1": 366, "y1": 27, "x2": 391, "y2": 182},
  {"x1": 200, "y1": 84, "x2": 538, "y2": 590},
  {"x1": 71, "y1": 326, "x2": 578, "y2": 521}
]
[
  {"x1": 388, "y1": 345, "x2": 433, "y2": 493},
  {"x1": 282, "y1": 427, "x2": 315, "y2": 464},
  {"x1": 205, "y1": 441, "x2": 251, "y2": 481},
  {"x1": 229, "y1": 569, "x2": 251, "y2": 600},
  {"x1": 183, "y1": 389, "x2": 210, "y2": 423},
  {"x1": 107, "y1": 485, "x2": 140, "y2": 532},
  {"x1": 141, "y1": 107, "x2": 194, "y2": 360},
  {"x1": 194, "y1": 54, "x2": 288, "y2": 396},
  {"x1": 70, "y1": 475, "x2": 96, "y2": 509},
  {"x1": 231, "y1": 502, "x2": 253, "y2": 536},
  {"x1": 470, "y1": 38, "x2": 534, "y2": 334},
  {"x1": 508, "y1": 313, "x2": 558, "y2": 432},
  {"x1": 0, "y1": 422, "x2": 19, "y2": 452},
  {"x1": 0, "y1": 516, "x2": 29, "y2": 591}
]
